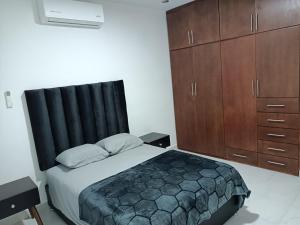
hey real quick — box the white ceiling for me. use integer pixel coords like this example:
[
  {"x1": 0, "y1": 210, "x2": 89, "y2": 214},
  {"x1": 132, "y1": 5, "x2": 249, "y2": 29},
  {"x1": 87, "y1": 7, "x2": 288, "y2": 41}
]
[{"x1": 107, "y1": 0, "x2": 194, "y2": 11}]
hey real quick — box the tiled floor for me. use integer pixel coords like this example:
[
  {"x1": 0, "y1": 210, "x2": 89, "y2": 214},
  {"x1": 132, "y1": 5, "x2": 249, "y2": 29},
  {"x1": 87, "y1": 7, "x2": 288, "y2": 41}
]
[
  {"x1": 5, "y1": 156, "x2": 300, "y2": 225},
  {"x1": 224, "y1": 160, "x2": 300, "y2": 225}
]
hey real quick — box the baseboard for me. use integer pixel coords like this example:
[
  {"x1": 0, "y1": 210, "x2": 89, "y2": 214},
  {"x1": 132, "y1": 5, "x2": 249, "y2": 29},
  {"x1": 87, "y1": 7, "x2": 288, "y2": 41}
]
[{"x1": 167, "y1": 144, "x2": 177, "y2": 150}]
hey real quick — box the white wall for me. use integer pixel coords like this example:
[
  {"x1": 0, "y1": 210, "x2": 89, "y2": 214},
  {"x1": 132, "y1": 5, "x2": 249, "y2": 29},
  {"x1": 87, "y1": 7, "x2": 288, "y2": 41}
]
[{"x1": 0, "y1": 0, "x2": 176, "y2": 203}]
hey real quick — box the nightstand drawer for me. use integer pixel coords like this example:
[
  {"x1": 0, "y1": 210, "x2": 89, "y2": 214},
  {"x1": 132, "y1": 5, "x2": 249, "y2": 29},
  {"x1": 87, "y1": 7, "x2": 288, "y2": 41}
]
[
  {"x1": 0, "y1": 188, "x2": 40, "y2": 219},
  {"x1": 140, "y1": 132, "x2": 170, "y2": 148},
  {"x1": 151, "y1": 137, "x2": 171, "y2": 148}
]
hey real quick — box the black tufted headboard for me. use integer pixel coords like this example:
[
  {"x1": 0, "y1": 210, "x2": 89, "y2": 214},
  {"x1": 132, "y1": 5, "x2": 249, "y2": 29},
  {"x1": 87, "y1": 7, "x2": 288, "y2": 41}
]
[{"x1": 25, "y1": 80, "x2": 129, "y2": 171}]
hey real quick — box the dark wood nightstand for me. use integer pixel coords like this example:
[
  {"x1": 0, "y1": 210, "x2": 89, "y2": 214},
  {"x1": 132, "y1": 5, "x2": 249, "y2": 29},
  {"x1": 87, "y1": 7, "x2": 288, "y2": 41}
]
[
  {"x1": 140, "y1": 132, "x2": 170, "y2": 148},
  {"x1": 0, "y1": 177, "x2": 43, "y2": 225}
]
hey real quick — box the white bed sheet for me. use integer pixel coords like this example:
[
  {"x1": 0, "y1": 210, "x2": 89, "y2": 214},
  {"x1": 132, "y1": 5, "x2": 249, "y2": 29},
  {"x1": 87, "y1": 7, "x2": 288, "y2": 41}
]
[{"x1": 46, "y1": 144, "x2": 168, "y2": 225}]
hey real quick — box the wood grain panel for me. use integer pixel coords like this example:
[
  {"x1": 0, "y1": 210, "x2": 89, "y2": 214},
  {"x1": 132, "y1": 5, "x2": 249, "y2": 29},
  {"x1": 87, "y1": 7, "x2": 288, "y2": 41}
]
[
  {"x1": 258, "y1": 153, "x2": 299, "y2": 176},
  {"x1": 258, "y1": 127, "x2": 299, "y2": 145},
  {"x1": 257, "y1": 98, "x2": 299, "y2": 113},
  {"x1": 257, "y1": 113, "x2": 300, "y2": 129},
  {"x1": 256, "y1": 27, "x2": 300, "y2": 97},
  {"x1": 219, "y1": 0, "x2": 255, "y2": 39},
  {"x1": 256, "y1": 0, "x2": 300, "y2": 32},
  {"x1": 170, "y1": 49, "x2": 198, "y2": 151},
  {"x1": 258, "y1": 140, "x2": 299, "y2": 159},
  {"x1": 193, "y1": 42, "x2": 224, "y2": 157},
  {"x1": 221, "y1": 36, "x2": 257, "y2": 152},
  {"x1": 226, "y1": 148, "x2": 258, "y2": 166},
  {"x1": 189, "y1": 0, "x2": 220, "y2": 45},
  {"x1": 167, "y1": 7, "x2": 190, "y2": 50}
]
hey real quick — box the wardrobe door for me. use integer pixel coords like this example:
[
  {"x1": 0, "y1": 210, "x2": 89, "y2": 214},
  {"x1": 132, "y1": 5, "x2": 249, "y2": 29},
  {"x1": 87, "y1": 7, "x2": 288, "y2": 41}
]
[
  {"x1": 222, "y1": 36, "x2": 257, "y2": 152},
  {"x1": 167, "y1": 7, "x2": 190, "y2": 50},
  {"x1": 193, "y1": 43, "x2": 224, "y2": 157},
  {"x1": 189, "y1": 0, "x2": 220, "y2": 45},
  {"x1": 170, "y1": 49, "x2": 197, "y2": 151},
  {"x1": 219, "y1": 0, "x2": 255, "y2": 40},
  {"x1": 256, "y1": 27, "x2": 300, "y2": 98},
  {"x1": 256, "y1": 0, "x2": 300, "y2": 32}
]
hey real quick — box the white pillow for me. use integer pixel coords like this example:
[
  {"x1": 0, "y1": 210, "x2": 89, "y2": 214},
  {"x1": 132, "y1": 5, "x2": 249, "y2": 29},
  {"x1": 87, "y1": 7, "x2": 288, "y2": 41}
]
[
  {"x1": 96, "y1": 133, "x2": 143, "y2": 155},
  {"x1": 56, "y1": 144, "x2": 109, "y2": 169}
]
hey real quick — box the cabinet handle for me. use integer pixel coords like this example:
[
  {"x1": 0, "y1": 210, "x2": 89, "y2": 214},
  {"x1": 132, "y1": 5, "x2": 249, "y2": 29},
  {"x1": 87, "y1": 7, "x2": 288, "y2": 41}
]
[
  {"x1": 267, "y1": 119, "x2": 285, "y2": 123},
  {"x1": 266, "y1": 105, "x2": 285, "y2": 108},
  {"x1": 188, "y1": 31, "x2": 191, "y2": 45},
  {"x1": 267, "y1": 161, "x2": 286, "y2": 167},
  {"x1": 267, "y1": 147, "x2": 286, "y2": 152},
  {"x1": 194, "y1": 82, "x2": 197, "y2": 96},
  {"x1": 11, "y1": 204, "x2": 16, "y2": 209},
  {"x1": 191, "y1": 30, "x2": 194, "y2": 44},
  {"x1": 191, "y1": 82, "x2": 194, "y2": 96},
  {"x1": 233, "y1": 154, "x2": 248, "y2": 159},
  {"x1": 267, "y1": 133, "x2": 286, "y2": 138},
  {"x1": 251, "y1": 80, "x2": 255, "y2": 96},
  {"x1": 256, "y1": 13, "x2": 258, "y2": 31},
  {"x1": 256, "y1": 80, "x2": 259, "y2": 97},
  {"x1": 251, "y1": 14, "x2": 254, "y2": 32}
]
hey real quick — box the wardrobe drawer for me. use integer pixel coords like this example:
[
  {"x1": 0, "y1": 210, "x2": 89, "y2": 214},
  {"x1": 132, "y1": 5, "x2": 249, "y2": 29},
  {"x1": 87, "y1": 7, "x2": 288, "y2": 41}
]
[
  {"x1": 257, "y1": 98, "x2": 299, "y2": 113},
  {"x1": 258, "y1": 140, "x2": 299, "y2": 159},
  {"x1": 226, "y1": 148, "x2": 257, "y2": 166},
  {"x1": 257, "y1": 113, "x2": 299, "y2": 129},
  {"x1": 258, "y1": 154, "x2": 299, "y2": 176},
  {"x1": 258, "y1": 127, "x2": 299, "y2": 144}
]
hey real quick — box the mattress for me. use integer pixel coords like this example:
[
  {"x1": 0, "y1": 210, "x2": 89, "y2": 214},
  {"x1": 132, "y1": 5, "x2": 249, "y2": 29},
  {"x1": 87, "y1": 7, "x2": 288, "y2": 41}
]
[{"x1": 46, "y1": 144, "x2": 167, "y2": 225}]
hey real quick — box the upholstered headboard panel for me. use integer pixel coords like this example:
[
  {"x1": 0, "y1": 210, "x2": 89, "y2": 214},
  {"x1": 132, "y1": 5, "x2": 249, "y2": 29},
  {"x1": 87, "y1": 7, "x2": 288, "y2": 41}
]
[{"x1": 25, "y1": 80, "x2": 129, "y2": 171}]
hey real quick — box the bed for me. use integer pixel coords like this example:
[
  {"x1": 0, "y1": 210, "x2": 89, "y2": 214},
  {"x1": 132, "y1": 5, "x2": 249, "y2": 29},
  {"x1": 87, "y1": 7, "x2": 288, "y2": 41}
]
[{"x1": 25, "y1": 80, "x2": 250, "y2": 225}]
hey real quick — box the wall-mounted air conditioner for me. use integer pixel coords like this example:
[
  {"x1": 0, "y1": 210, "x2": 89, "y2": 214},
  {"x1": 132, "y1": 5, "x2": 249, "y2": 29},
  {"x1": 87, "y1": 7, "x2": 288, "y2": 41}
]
[{"x1": 38, "y1": 0, "x2": 104, "y2": 28}]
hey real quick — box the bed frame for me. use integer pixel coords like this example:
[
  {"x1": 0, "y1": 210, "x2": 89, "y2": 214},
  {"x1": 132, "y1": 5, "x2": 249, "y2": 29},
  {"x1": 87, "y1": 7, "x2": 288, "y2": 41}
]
[
  {"x1": 46, "y1": 185, "x2": 239, "y2": 225},
  {"x1": 25, "y1": 80, "x2": 240, "y2": 225}
]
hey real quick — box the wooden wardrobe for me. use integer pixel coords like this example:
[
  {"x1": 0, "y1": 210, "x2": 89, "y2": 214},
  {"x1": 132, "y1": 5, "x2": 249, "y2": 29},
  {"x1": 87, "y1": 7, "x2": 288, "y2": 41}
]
[{"x1": 167, "y1": 0, "x2": 300, "y2": 176}]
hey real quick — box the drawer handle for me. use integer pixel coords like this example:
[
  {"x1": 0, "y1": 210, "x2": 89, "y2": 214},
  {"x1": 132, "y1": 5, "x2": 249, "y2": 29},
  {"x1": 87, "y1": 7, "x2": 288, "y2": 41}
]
[
  {"x1": 233, "y1": 154, "x2": 248, "y2": 159},
  {"x1": 266, "y1": 104, "x2": 285, "y2": 108},
  {"x1": 267, "y1": 147, "x2": 286, "y2": 152},
  {"x1": 267, "y1": 119, "x2": 285, "y2": 123},
  {"x1": 11, "y1": 204, "x2": 16, "y2": 209},
  {"x1": 159, "y1": 143, "x2": 163, "y2": 146},
  {"x1": 267, "y1": 133, "x2": 286, "y2": 138},
  {"x1": 267, "y1": 160, "x2": 286, "y2": 167}
]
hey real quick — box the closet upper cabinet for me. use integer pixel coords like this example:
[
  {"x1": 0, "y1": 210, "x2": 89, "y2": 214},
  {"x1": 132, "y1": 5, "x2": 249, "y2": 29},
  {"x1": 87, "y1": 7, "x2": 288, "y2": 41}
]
[
  {"x1": 256, "y1": 27, "x2": 300, "y2": 97},
  {"x1": 167, "y1": 6, "x2": 190, "y2": 50},
  {"x1": 167, "y1": 0, "x2": 220, "y2": 50},
  {"x1": 219, "y1": 0, "x2": 255, "y2": 40},
  {"x1": 256, "y1": 0, "x2": 300, "y2": 32},
  {"x1": 189, "y1": 0, "x2": 220, "y2": 45}
]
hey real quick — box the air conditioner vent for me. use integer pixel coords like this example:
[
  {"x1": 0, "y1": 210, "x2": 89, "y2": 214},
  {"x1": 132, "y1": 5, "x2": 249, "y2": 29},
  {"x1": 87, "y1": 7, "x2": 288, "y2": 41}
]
[{"x1": 38, "y1": 0, "x2": 104, "y2": 28}]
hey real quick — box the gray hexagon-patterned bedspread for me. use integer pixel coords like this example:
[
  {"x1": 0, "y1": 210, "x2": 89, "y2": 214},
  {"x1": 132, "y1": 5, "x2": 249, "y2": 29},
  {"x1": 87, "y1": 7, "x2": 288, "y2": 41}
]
[{"x1": 79, "y1": 150, "x2": 250, "y2": 225}]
